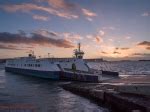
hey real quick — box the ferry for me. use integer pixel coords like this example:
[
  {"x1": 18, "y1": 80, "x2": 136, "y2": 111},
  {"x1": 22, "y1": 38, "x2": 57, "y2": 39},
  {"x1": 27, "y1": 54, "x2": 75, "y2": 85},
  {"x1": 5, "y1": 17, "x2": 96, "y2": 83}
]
[{"x1": 5, "y1": 43, "x2": 102, "y2": 82}]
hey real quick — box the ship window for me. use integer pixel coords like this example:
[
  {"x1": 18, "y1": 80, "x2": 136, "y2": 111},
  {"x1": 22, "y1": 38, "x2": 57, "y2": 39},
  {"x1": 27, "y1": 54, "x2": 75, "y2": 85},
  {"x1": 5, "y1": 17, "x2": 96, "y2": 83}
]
[
  {"x1": 24, "y1": 64, "x2": 26, "y2": 66},
  {"x1": 38, "y1": 64, "x2": 40, "y2": 67},
  {"x1": 35, "y1": 64, "x2": 37, "y2": 67}
]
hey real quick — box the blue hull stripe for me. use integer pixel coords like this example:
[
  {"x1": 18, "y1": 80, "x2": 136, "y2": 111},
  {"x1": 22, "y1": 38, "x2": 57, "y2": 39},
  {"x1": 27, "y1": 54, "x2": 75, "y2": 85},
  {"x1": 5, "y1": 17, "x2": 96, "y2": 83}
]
[{"x1": 5, "y1": 67, "x2": 60, "y2": 80}]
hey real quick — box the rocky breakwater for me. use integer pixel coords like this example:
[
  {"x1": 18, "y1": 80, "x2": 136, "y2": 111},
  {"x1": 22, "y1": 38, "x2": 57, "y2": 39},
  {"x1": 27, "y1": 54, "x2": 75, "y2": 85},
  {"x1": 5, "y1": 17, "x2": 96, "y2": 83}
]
[{"x1": 60, "y1": 76, "x2": 150, "y2": 112}]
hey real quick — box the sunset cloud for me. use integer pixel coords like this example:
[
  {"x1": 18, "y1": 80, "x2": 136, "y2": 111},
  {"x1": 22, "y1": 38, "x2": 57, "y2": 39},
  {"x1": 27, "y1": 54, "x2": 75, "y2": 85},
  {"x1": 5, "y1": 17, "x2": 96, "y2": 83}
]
[
  {"x1": 137, "y1": 41, "x2": 150, "y2": 46},
  {"x1": 113, "y1": 51, "x2": 121, "y2": 54},
  {"x1": 137, "y1": 41, "x2": 150, "y2": 50},
  {"x1": 95, "y1": 36, "x2": 101, "y2": 43},
  {"x1": 34, "y1": 29, "x2": 82, "y2": 43},
  {"x1": 82, "y1": 8, "x2": 97, "y2": 17},
  {"x1": 146, "y1": 47, "x2": 150, "y2": 50},
  {"x1": 120, "y1": 48, "x2": 130, "y2": 50},
  {"x1": 116, "y1": 47, "x2": 130, "y2": 50},
  {"x1": 125, "y1": 36, "x2": 131, "y2": 39},
  {"x1": 93, "y1": 30, "x2": 105, "y2": 43},
  {"x1": 101, "y1": 51, "x2": 108, "y2": 54},
  {"x1": 86, "y1": 17, "x2": 93, "y2": 21},
  {"x1": 86, "y1": 30, "x2": 105, "y2": 44},
  {"x1": 0, "y1": 32, "x2": 74, "y2": 48},
  {"x1": 32, "y1": 15, "x2": 49, "y2": 21},
  {"x1": 34, "y1": 29, "x2": 59, "y2": 37},
  {"x1": 0, "y1": 3, "x2": 78, "y2": 19},
  {"x1": 43, "y1": 0, "x2": 76, "y2": 9},
  {"x1": 0, "y1": 44, "x2": 26, "y2": 50},
  {"x1": 102, "y1": 26, "x2": 116, "y2": 30},
  {"x1": 141, "y1": 12, "x2": 150, "y2": 17},
  {"x1": 99, "y1": 30, "x2": 105, "y2": 36},
  {"x1": 132, "y1": 53, "x2": 150, "y2": 56},
  {"x1": 63, "y1": 33, "x2": 83, "y2": 43},
  {"x1": 0, "y1": 1, "x2": 98, "y2": 21},
  {"x1": 82, "y1": 8, "x2": 97, "y2": 21}
]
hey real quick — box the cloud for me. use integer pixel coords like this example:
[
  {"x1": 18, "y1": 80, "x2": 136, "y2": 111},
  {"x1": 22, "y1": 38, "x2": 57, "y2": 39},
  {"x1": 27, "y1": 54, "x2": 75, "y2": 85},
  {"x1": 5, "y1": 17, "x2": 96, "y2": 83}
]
[
  {"x1": 113, "y1": 51, "x2": 121, "y2": 54},
  {"x1": 0, "y1": 1, "x2": 98, "y2": 21},
  {"x1": 101, "y1": 51, "x2": 107, "y2": 54},
  {"x1": 0, "y1": 3, "x2": 78, "y2": 19},
  {"x1": 86, "y1": 35, "x2": 93, "y2": 39},
  {"x1": 108, "y1": 38, "x2": 114, "y2": 42},
  {"x1": 0, "y1": 32, "x2": 74, "y2": 48},
  {"x1": 34, "y1": 29, "x2": 58, "y2": 37},
  {"x1": 99, "y1": 30, "x2": 105, "y2": 36},
  {"x1": 146, "y1": 47, "x2": 150, "y2": 50},
  {"x1": 42, "y1": 0, "x2": 76, "y2": 9},
  {"x1": 125, "y1": 36, "x2": 131, "y2": 39},
  {"x1": 63, "y1": 33, "x2": 83, "y2": 42},
  {"x1": 115, "y1": 47, "x2": 119, "y2": 50},
  {"x1": 18, "y1": 30, "x2": 26, "y2": 36},
  {"x1": 86, "y1": 30, "x2": 105, "y2": 44},
  {"x1": 120, "y1": 48, "x2": 130, "y2": 50},
  {"x1": 34, "y1": 29, "x2": 82, "y2": 43},
  {"x1": 93, "y1": 30, "x2": 105, "y2": 43},
  {"x1": 82, "y1": 8, "x2": 97, "y2": 17},
  {"x1": 86, "y1": 17, "x2": 93, "y2": 21},
  {"x1": 102, "y1": 26, "x2": 116, "y2": 30},
  {"x1": 40, "y1": 0, "x2": 97, "y2": 21},
  {"x1": 95, "y1": 36, "x2": 101, "y2": 43},
  {"x1": 115, "y1": 47, "x2": 130, "y2": 50},
  {"x1": 137, "y1": 41, "x2": 150, "y2": 50},
  {"x1": 132, "y1": 53, "x2": 150, "y2": 56},
  {"x1": 32, "y1": 15, "x2": 49, "y2": 21},
  {"x1": 81, "y1": 8, "x2": 97, "y2": 21},
  {"x1": 141, "y1": 12, "x2": 150, "y2": 17},
  {"x1": 0, "y1": 44, "x2": 26, "y2": 50},
  {"x1": 137, "y1": 41, "x2": 150, "y2": 46}
]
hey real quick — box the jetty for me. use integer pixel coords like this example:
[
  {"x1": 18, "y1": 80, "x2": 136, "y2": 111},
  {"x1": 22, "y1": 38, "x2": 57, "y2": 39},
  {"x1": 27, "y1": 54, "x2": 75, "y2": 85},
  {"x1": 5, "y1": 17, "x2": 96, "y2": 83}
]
[{"x1": 60, "y1": 75, "x2": 150, "y2": 112}]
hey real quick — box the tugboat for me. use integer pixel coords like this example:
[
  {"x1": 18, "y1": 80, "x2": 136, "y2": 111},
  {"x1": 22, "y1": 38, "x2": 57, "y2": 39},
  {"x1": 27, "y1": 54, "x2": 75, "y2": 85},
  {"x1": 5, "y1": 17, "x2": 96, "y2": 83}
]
[{"x1": 5, "y1": 43, "x2": 101, "y2": 82}]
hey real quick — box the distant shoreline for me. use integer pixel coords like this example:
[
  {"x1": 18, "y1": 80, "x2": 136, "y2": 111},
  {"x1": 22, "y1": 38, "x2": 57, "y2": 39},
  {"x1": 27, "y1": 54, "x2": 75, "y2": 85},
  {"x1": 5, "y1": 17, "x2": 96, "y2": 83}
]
[{"x1": 139, "y1": 60, "x2": 150, "y2": 61}]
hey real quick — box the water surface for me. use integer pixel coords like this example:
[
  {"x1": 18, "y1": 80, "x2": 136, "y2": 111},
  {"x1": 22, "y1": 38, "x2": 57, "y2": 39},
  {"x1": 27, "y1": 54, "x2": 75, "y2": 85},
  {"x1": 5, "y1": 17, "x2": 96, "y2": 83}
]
[{"x1": 0, "y1": 68, "x2": 108, "y2": 112}]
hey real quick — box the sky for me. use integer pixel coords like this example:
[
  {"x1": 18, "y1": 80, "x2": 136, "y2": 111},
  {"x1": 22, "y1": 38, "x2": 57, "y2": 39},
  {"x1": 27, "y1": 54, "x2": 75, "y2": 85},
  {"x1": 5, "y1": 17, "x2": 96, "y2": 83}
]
[{"x1": 0, "y1": 0, "x2": 150, "y2": 60}]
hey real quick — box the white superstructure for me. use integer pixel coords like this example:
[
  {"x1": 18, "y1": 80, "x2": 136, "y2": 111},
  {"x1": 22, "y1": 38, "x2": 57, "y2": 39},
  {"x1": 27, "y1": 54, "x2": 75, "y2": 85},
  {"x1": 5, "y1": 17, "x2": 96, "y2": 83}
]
[
  {"x1": 5, "y1": 43, "x2": 101, "y2": 82},
  {"x1": 5, "y1": 46, "x2": 89, "y2": 73}
]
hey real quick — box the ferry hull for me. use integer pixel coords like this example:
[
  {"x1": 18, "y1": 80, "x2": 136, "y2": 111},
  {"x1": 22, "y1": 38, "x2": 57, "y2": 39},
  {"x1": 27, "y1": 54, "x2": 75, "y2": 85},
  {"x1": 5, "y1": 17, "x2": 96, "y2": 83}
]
[
  {"x1": 60, "y1": 71, "x2": 99, "y2": 82},
  {"x1": 5, "y1": 67, "x2": 60, "y2": 80}
]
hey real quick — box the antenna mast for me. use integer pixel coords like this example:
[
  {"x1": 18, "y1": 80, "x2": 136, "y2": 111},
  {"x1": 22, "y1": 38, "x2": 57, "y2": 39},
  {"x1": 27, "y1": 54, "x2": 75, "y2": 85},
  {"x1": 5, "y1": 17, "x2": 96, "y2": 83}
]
[{"x1": 74, "y1": 43, "x2": 84, "y2": 59}]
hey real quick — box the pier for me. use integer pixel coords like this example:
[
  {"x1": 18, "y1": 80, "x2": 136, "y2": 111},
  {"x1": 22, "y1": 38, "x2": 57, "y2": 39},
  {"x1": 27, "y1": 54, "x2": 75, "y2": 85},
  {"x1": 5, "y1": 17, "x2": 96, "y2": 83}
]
[{"x1": 60, "y1": 75, "x2": 150, "y2": 112}]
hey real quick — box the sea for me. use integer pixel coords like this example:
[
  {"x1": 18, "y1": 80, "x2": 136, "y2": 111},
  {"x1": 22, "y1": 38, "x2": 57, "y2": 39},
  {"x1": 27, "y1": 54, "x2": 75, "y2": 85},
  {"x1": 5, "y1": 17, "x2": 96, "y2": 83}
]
[{"x1": 0, "y1": 61, "x2": 149, "y2": 112}]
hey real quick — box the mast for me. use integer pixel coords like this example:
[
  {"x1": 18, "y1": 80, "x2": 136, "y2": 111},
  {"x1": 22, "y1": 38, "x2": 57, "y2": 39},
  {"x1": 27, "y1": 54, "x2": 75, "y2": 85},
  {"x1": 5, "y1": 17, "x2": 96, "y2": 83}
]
[
  {"x1": 78, "y1": 43, "x2": 80, "y2": 52},
  {"x1": 74, "y1": 43, "x2": 84, "y2": 59}
]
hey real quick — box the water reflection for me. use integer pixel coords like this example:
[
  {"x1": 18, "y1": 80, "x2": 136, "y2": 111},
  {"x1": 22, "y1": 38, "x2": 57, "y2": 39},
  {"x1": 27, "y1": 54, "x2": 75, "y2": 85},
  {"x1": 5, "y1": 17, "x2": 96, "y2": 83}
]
[{"x1": 0, "y1": 69, "x2": 109, "y2": 112}]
